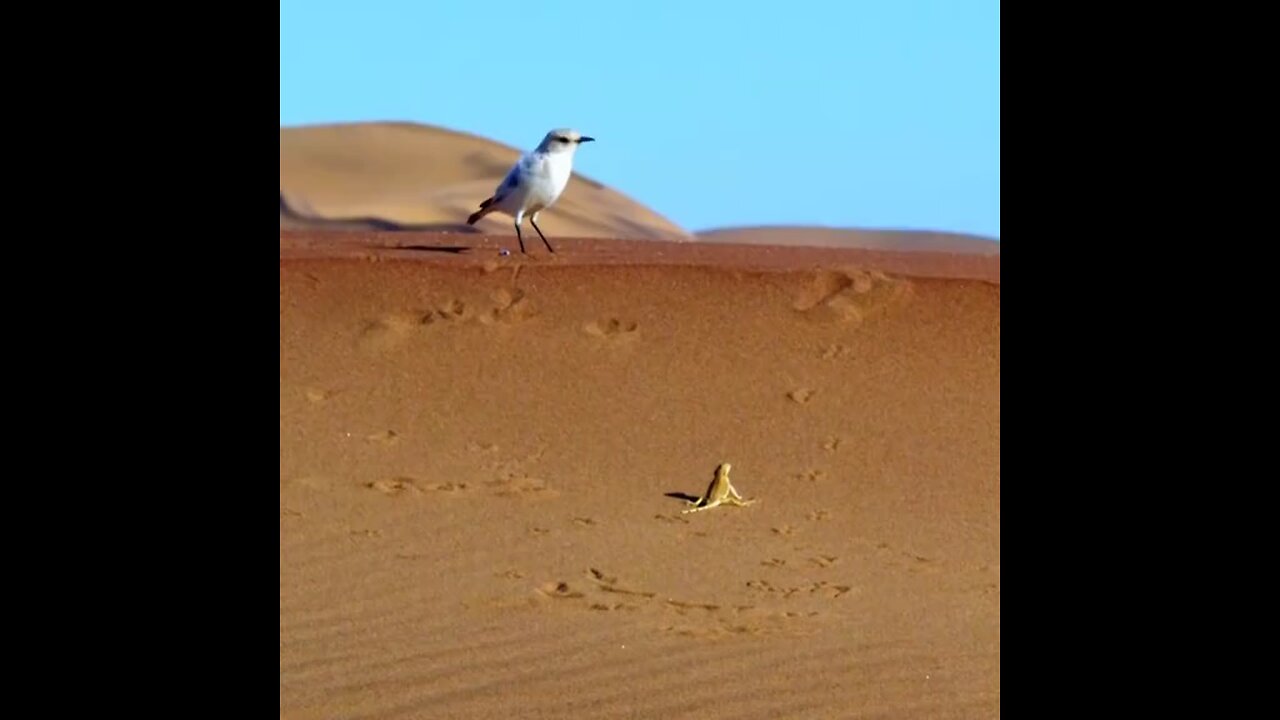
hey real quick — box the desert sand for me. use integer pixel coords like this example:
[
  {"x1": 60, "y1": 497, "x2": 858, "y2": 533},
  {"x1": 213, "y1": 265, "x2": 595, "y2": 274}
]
[
  {"x1": 280, "y1": 233, "x2": 999, "y2": 718},
  {"x1": 281, "y1": 119, "x2": 998, "y2": 717}
]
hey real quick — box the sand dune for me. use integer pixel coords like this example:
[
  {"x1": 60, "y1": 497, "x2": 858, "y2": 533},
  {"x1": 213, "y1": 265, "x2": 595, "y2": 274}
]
[
  {"x1": 280, "y1": 122, "x2": 999, "y2": 256},
  {"x1": 280, "y1": 122, "x2": 691, "y2": 241},
  {"x1": 280, "y1": 236, "x2": 1000, "y2": 718}
]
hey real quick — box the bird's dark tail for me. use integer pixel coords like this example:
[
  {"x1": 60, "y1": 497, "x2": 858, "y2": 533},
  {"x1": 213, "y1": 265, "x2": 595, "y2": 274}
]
[{"x1": 467, "y1": 196, "x2": 496, "y2": 225}]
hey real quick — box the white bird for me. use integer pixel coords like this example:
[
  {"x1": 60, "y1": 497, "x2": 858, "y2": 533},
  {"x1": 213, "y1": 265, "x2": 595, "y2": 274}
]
[{"x1": 466, "y1": 128, "x2": 595, "y2": 254}]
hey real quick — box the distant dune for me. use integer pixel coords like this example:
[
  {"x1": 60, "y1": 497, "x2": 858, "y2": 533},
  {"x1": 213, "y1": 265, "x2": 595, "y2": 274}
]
[
  {"x1": 280, "y1": 122, "x2": 691, "y2": 241},
  {"x1": 696, "y1": 226, "x2": 999, "y2": 254},
  {"x1": 281, "y1": 121, "x2": 998, "y2": 254}
]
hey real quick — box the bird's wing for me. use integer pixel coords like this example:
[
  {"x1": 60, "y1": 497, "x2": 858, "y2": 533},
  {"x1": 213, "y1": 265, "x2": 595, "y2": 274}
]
[{"x1": 489, "y1": 154, "x2": 530, "y2": 203}]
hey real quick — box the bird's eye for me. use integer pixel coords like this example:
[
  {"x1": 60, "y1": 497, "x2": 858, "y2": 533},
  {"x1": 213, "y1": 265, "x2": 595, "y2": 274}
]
[{"x1": 557, "y1": 137, "x2": 569, "y2": 143}]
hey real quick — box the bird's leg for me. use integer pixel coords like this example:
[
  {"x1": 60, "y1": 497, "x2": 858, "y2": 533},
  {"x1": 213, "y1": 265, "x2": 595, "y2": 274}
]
[
  {"x1": 513, "y1": 217, "x2": 527, "y2": 255},
  {"x1": 530, "y1": 214, "x2": 555, "y2": 253}
]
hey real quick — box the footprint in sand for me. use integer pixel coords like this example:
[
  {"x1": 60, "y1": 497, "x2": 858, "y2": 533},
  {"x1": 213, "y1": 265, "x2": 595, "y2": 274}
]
[
  {"x1": 787, "y1": 388, "x2": 816, "y2": 404},
  {"x1": 792, "y1": 269, "x2": 913, "y2": 325},
  {"x1": 305, "y1": 388, "x2": 338, "y2": 404},
  {"x1": 481, "y1": 289, "x2": 537, "y2": 325},
  {"x1": 366, "y1": 477, "x2": 421, "y2": 495},
  {"x1": 587, "y1": 568, "x2": 656, "y2": 600},
  {"x1": 366, "y1": 477, "x2": 471, "y2": 496},
  {"x1": 653, "y1": 514, "x2": 690, "y2": 524},
  {"x1": 663, "y1": 605, "x2": 811, "y2": 639},
  {"x1": 792, "y1": 270, "x2": 853, "y2": 312},
  {"x1": 537, "y1": 581, "x2": 585, "y2": 600},
  {"x1": 818, "y1": 343, "x2": 855, "y2": 360},
  {"x1": 424, "y1": 480, "x2": 471, "y2": 493},
  {"x1": 809, "y1": 581, "x2": 853, "y2": 598},
  {"x1": 584, "y1": 318, "x2": 639, "y2": 340},
  {"x1": 488, "y1": 475, "x2": 556, "y2": 498},
  {"x1": 421, "y1": 299, "x2": 469, "y2": 324},
  {"x1": 793, "y1": 469, "x2": 826, "y2": 482},
  {"x1": 356, "y1": 313, "x2": 418, "y2": 352},
  {"x1": 365, "y1": 430, "x2": 400, "y2": 446}
]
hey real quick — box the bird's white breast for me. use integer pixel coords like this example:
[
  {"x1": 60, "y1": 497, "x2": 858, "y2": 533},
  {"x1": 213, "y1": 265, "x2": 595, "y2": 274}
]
[{"x1": 529, "y1": 152, "x2": 574, "y2": 207}]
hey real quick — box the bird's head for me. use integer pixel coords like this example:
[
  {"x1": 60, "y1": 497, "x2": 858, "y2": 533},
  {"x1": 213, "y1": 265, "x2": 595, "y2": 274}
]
[{"x1": 539, "y1": 128, "x2": 595, "y2": 154}]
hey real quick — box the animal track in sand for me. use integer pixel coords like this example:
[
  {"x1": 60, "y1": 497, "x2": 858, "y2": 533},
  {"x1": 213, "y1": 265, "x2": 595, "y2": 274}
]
[
  {"x1": 532, "y1": 569, "x2": 652, "y2": 614},
  {"x1": 421, "y1": 299, "x2": 469, "y2": 324},
  {"x1": 365, "y1": 430, "x2": 400, "y2": 446},
  {"x1": 792, "y1": 270, "x2": 853, "y2": 311},
  {"x1": 572, "y1": 517, "x2": 598, "y2": 528},
  {"x1": 537, "y1": 581, "x2": 585, "y2": 600},
  {"x1": 818, "y1": 343, "x2": 855, "y2": 360},
  {"x1": 423, "y1": 480, "x2": 471, "y2": 493},
  {"x1": 662, "y1": 605, "x2": 816, "y2": 639},
  {"x1": 653, "y1": 513, "x2": 690, "y2": 524},
  {"x1": 871, "y1": 541, "x2": 944, "y2": 575},
  {"x1": 366, "y1": 477, "x2": 420, "y2": 495},
  {"x1": 808, "y1": 554, "x2": 839, "y2": 569},
  {"x1": 481, "y1": 288, "x2": 537, "y2": 325},
  {"x1": 356, "y1": 313, "x2": 419, "y2": 352},
  {"x1": 793, "y1": 469, "x2": 827, "y2": 483},
  {"x1": 821, "y1": 437, "x2": 841, "y2": 452},
  {"x1": 305, "y1": 388, "x2": 339, "y2": 404},
  {"x1": 487, "y1": 475, "x2": 556, "y2": 498},
  {"x1": 583, "y1": 318, "x2": 639, "y2": 339},
  {"x1": 747, "y1": 578, "x2": 853, "y2": 599},
  {"x1": 792, "y1": 269, "x2": 913, "y2": 325},
  {"x1": 808, "y1": 509, "x2": 831, "y2": 522},
  {"x1": 365, "y1": 477, "x2": 471, "y2": 496},
  {"x1": 786, "y1": 388, "x2": 816, "y2": 404},
  {"x1": 519, "y1": 567, "x2": 821, "y2": 637}
]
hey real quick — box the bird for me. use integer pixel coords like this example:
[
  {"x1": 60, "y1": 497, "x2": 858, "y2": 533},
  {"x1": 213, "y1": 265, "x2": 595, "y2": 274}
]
[{"x1": 466, "y1": 128, "x2": 595, "y2": 254}]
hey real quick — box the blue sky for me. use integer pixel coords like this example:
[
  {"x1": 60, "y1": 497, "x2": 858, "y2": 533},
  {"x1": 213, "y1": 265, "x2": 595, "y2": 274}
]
[{"x1": 281, "y1": 0, "x2": 999, "y2": 239}]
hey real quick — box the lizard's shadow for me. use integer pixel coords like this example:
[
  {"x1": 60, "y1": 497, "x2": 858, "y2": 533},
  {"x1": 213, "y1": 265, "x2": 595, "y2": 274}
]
[{"x1": 664, "y1": 492, "x2": 701, "y2": 503}]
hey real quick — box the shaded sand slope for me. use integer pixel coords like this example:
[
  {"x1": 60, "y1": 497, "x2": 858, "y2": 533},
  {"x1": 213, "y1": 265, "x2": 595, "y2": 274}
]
[
  {"x1": 280, "y1": 123, "x2": 691, "y2": 241},
  {"x1": 280, "y1": 239, "x2": 1000, "y2": 718},
  {"x1": 697, "y1": 226, "x2": 1000, "y2": 254}
]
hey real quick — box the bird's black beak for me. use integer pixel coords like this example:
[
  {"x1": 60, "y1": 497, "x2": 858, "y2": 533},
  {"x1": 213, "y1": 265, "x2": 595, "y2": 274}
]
[{"x1": 579, "y1": 136, "x2": 595, "y2": 143}]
